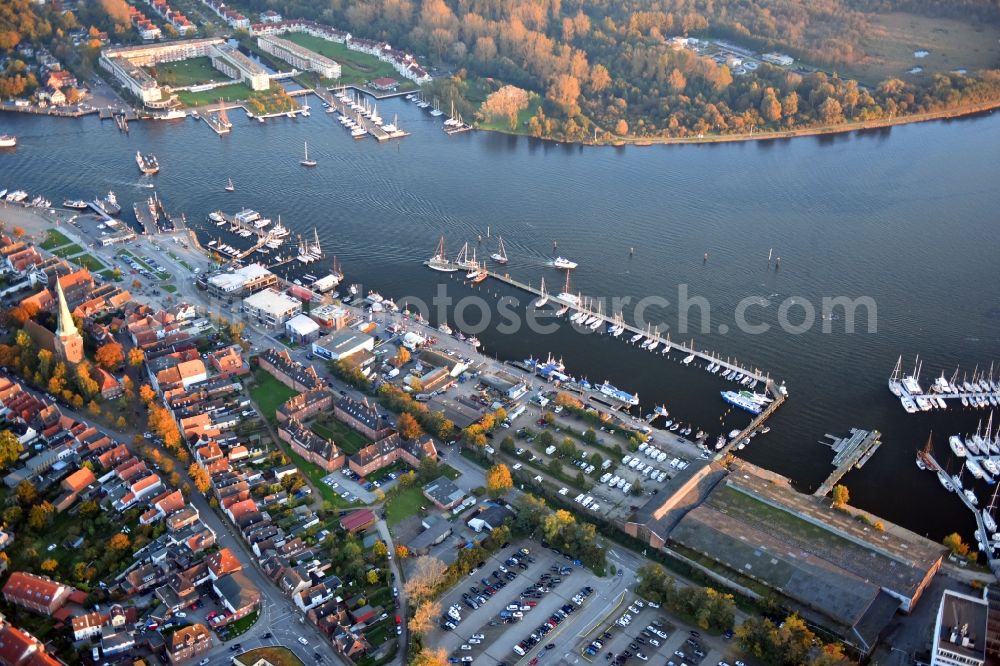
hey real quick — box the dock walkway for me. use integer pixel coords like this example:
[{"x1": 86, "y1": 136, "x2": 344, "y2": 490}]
[{"x1": 814, "y1": 428, "x2": 881, "y2": 497}]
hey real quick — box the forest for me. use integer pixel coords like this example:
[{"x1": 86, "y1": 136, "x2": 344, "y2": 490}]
[{"x1": 226, "y1": 0, "x2": 1000, "y2": 141}]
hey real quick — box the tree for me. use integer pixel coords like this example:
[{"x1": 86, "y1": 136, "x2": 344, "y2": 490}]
[
  {"x1": 397, "y1": 412, "x2": 424, "y2": 440},
  {"x1": 393, "y1": 346, "x2": 411, "y2": 366},
  {"x1": 0, "y1": 430, "x2": 23, "y2": 470},
  {"x1": 139, "y1": 383, "x2": 156, "y2": 404},
  {"x1": 109, "y1": 533, "x2": 130, "y2": 552},
  {"x1": 412, "y1": 648, "x2": 449, "y2": 666},
  {"x1": 94, "y1": 342, "x2": 124, "y2": 370},
  {"x1": 480, "y1": 85, "x2": 530, "y2": 130},
  {"x1": 40, "y1": 558, "x2": 58, "y2": 572},
  {"x1": 11, "y1": 227, "x2": 24, "y2": 238},
  {"x1": 486, "y1": 463, "x2": 513, "y2": 498},
  {"x1": 410, "y1": 599, "x2": 440, "y2": 636},
  {"x1": 943, "y1": 532, "x2": 970, "y2": 557},
  {"x1": 128, "y1": 347, "x2": 145, "y2": 367},
  {"x1": 831, "y1": 484, "x2": 849, "y2": 509},
  {"x1": 542, "y1": 509, "x2": 575, "y2": 543},
  {"x1": 404, "y1": 555, "x2": 447, "y2": 603},
  {"x1": 630, "y1": 479, "x2": 643, "y2": 496},
  {"x1": 366, "y1": 569, "x2": 380, "y2": 585},
  {"x1": 28, "y1": 501, "x2": 55, "y2": 531},
  {"x1": 189, "y1": 463, "x2": 211, "y2": 494},
  {"x1": 614, "y1": 119, "x2": 629, "y2": 135},
  {"x1": 395, "y1": 544, "x2": 409, "y2": 559},
  {"x1": 547, "y1": 74, "x2": 581, "y2": 117},
  {"x1": 373, "y1": 540, "x2": 388, "y2": 558},
  {"x1": 15, "y1": 480, "x2": 37, "y2": 505}
]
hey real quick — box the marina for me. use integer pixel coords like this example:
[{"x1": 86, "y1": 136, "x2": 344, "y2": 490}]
[
  {"x1": 889, "y1": 355, "x2": 1000, "y2": 412},
  {"x1": 315, "y1": 86, "x2": 408, "y2": 142}
]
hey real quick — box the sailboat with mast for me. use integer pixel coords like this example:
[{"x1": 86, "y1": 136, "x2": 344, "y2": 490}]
[
  {"x1": 300, "y1": 142, "x2": 317, "y2": 167},
  {"x1": 888, "y1": 355, "x2": 903, "y2": 397},
  {"x1": 490, "y1": 236, "x2": 509, "y2": 265},
  {"x1": 984, "y1": 484, "x2": 999, "y2": 534},
  {"x1": 225, "y1": 177, "x2": 235, "y2": 192},
  {"x1": 534, "y1": 278, "x2": 549, "y2": 308},
  {"x1": 425, "y1": 237, "x2": 457, "y2": 272}
]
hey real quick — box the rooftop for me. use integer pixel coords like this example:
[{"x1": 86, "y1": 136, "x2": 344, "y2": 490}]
[
  {"x1": 936, "y1": 590, "x2": 988, "y2": 663},
  {"x1": 423, "y1": 476, "x2": 465, "y2": 507}
]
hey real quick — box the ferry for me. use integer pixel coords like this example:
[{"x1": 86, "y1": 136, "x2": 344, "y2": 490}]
[
  {"x1": 0, "y1": 135, "x2": 16, "y2": 148},
  {"x1": 136, "y1": 151, "x2": 160, "y2": 174},
  {"x1": 63, "y1": 199, "x2": 89, "y2": 210},
  {"x1": 597, "y1": 381, "x2": 639, "y2": 406},
  {"x1": 721, "y1": 390, "x2": 764, "y2": 415}
]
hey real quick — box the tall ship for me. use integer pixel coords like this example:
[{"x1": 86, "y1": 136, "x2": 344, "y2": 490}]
[
  {"x1": 425, "y1": 236, "x2": 458, "y2": 272},
  {"x1": 0, "y1": 135, "x2": 16, "y2": 148},
  {"x1": 136, "y1": 151, "x2": 160, "y2": 175}
]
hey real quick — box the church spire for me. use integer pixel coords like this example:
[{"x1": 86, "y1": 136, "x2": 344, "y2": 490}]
[{"x1": 55, "y1": 279, "x2": 77, "y2": 338}]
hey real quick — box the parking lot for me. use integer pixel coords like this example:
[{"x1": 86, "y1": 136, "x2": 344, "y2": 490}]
[
  {"x1": 426, "y1": 540, "x2": 609, "y2": 665},
  {"x1": 579, "y1": 597, "x2": 746, "y2": 666}
]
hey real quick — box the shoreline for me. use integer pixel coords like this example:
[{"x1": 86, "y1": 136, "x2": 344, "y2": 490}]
[{"x1": 473, "y1": 98, "x2": 1000, "y2": 147}]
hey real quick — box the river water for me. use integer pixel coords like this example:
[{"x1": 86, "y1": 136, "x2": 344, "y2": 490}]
[{"x1": 2, "y1": 100, "x2": 1000, "y2": 541}]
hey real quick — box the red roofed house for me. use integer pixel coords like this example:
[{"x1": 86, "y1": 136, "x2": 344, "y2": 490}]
[
  {"x1": 339, "y1": 509, "x2": 376, "y2": 534},
  {"x1": 0, "y1": 616, "x2": 62, "y2": 666},
  {"x1": 206, "y1": 547, "x2": 242, "y2": 580},
  {"x1": 2, "y1": 572, "x2": 76, "y2": 616}
]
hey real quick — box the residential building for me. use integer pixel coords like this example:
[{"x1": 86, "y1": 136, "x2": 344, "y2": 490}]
[
  {"x1": 166, "y1": 624, "x2": 213, "y2": 664},
  {"x1": 258, "y1": 348, "x2": 322, "y2": 391},
  {"x1": 339, "y1": 509, "x2": 376, "y2": 534},
  {"x1": 334, "y1": 397, "x2": 391, "y2": 441},
  {"x1": 2, "y1": 572, "x2": 76, "y2": 616},
  {"x1": 278, "y1": 419, "x2": 344, "y2": 472},
  {"x1": 257, "y1": 35, "x2": 341, "y2": 79},
  {"x1": 932, "y1": 590, "x2": 988, "y2": 666},
  {"x1": 276, "y1": 388, "x2": 332, "y2": 423},
  {"x1": 0, "y1": 617, "x2": 61, "y2": 666},
  {"x1": 242, "y1": 288, "x2": 302, "y2": 327},
  {"x1": 213, "y1": 571, "x2": 260, "y2": 622},
  {"x1": 348, "y1": 434, "x2": 436, "y2": 478}
]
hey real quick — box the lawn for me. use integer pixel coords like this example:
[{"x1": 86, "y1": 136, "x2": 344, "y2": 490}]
[
  {"x1": 70, "y1": 253, "x2": 105, "y2": 271},
  {"x1": 236, "y1": 647, "x2": 303, "y2": 666},
  {"x1": 162, "y1": 284, "x2": 177, "y2": 293},
  {"x1": 146, "y1": 56, "x2": 228, "y2": 87},
  {"x1": 223, "y1": 608, "x2": 260, "y2": 640},
  {"x1": 281, "y1": 33, "x2": 417, "y2": 89},
  {"x1": 40, "y1": 228, "x2": 71, "y2": 249},
  {"x1": 280, "y1": 443, "x2": 354, "y2": 508},
  {"x1": 177, "y1": 82, "x2": 256, "y2": 107},
  {"x1": 311, "y1": 414, "x2": 370, "y2": 454},
  {"x1": 385, "y1": 485, "x2": 426, "y2": 525},
  {"x1": 248, "y1": 369, "x2": 298, "y2": 423},
  {"x1": 52, "y1": 243, "x2": 83, "y2": 258}
]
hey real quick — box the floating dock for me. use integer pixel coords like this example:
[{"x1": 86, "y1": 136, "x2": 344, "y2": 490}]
[
  {"x1": 313, "y1": 87, "x2": 405, "y2": 142},
  {"x1": 814, "y1": 428, "x2": 882, "y2": 497}
]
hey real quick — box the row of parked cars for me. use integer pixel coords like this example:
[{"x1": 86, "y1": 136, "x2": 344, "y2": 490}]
[{"x1": 512, "y1": 585, "x2": 594, "y2": 656}]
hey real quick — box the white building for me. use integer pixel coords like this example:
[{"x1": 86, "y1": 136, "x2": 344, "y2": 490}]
[
  {"x1": 206, "y1": 263, "x2": 276, "y2": 298},
  {"x1": 242, "y1": 288, "x2": 302, "y2": 327},
  {"x1": 211, "y1": 44, "x2": 270, "y2": 90},
  {"x1": 931, "y1": 589, "x2": 987, "y2": 666},
  {"x1": 311, "y1": 329, "x2": 374, "y2": 361},
  {"x1": 285, "y1": 313, "x2": 320, "y2": 342},
  {"x1": 257, "y1": 35, "x2": 341, "y2": 79},
  {"x1": 761, "y1": 52, "x2": 794, "y2": 67}
]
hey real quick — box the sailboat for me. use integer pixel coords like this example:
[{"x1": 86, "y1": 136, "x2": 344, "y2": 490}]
[
  {"x1": 535, "y1": 278, "x2": 549, "y2": 308},
  {"x1": 225, "y1": 177, "x2": 235, "y2": 192},
  {"x1": 491, "y1": 236, "x2": 509, "y2": 264},
  {"x1": 300, "y1": 142, "x2": 317, "y2": 167},
  {"x1": 888, "y1": 355, "x2": 903, "y2": 397},
  {"x1": 426, "y1": 236, "x2": 457, "y2": 272}
]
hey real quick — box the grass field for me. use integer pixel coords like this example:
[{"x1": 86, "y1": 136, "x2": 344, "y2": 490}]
[
  {"x1": 311, "y1": 414, "x2": 369, "y2": 454},
  {"x1": 249, "y1": 370, "x2": 298, "y2": 423},
  {"x1": 40, "y1": 228, "x2": 71, "y2": 249},
  {"x1": 236, "y1": 647, "x2": 303, "y2": 666},
  {"x1": 177, "y1": 82, "x2": 256, "y2": 107},
  {"x1": 385, "y1": 485, "x2": 426, "y2": 525},
  {"x1": 52, "y1": 243, "x2": 83, "y2": 257},
  {"x1": 71, "y1": 253, "x2": 104, "y2": 271},
  {"x1": 281, "y1": 33, "x2": 417, "y2": 89},
  {"x1": 147, "y1": 56, "x2": 228, "y2": 87},
  {"x1": 848, "y1": 12, "x2": 1000, "y2": 84}
]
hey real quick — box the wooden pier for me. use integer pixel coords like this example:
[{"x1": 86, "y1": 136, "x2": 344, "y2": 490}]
[
  {"x1": 814, "y1": 428, "x2": 882, "y2": 497},
  {"x1": 312, "y1": 87, "x2": 405, "y2": 142},
  {"x1": 484, "y1": 269, "x2": 775, "y2": 385}
]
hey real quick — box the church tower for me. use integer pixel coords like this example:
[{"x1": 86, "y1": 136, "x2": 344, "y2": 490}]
[{"x1": 53, "y1": 280, "x2": 83, "y2": 364}]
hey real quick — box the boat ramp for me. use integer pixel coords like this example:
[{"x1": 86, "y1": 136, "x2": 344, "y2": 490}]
[{"x1": 814, "y1": 428, "x2": 882, "y2": 497}]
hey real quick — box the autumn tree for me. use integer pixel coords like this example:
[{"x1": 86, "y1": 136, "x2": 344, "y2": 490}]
[
  {"x1": 486, "y1": 463, "x2": 513, "y2": 498},
  {"x1": 0, "y1": 430, "x2": 23, "y2": 470},
  {"x1": 372, "y1": 540, "x2": 388, "y2": 559},
  {"x1": 40, "y1": 558, "x2": 58, "y2": 573},
  {"x1": 14, "y1": 480, "x2": 37, "y2": 505},
  {"x1": 28, "y1": 501, "x2": 55, "y2": 531},
  {"x1": 831, "y1": 484, "x2": 849, "y2": 509},
  {"x1": 393, "y1": 346, "x2": 411, "y2": 366},
  {"x1": 397, "y1": 412, "x2": 423, "y2": 440},
  {"x1": 395, "y1": 544, "x2": 409, "y2": 559},
  {"x1": 547, "y1": 74, "x2": 581, "y2": 117},
  {"x1": 109, "y1": 533, "x2": 130, "y2": 552},
  {"x1": 412, "y1": 648, "x2": 449, "y2": 666},
  {"x1": 366, "y1": 569, "x2": 380, "y2": 585},
  {"x1": 409, "y1": 599, "x2": 440, "y2": 637},
  {"x1": 189, "y1": 463, "x2": 211, "y2": 494},
  {"x1": 139, "y1": 383, "x2": 156, "y2": 405},
  {"x1": 95, "y1": 342, "x2": 124, "y2": 370},
  {"x1": 128, "y1": 348, "x2": 145, "y2": 367},
  {"x1": 404, "y1": 555, "x2": 447, "y2": 603},
  {"x1": 480, "y1": 85, "x2": 530, "y2": 130},
  {"x1": 943, "y1": 532, "x2": 970, "y2": 557}
]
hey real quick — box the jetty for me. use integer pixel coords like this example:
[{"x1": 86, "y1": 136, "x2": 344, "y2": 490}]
[
  {"x1": 312, "y1": 86, "x2": 406, "y2": 142},
  {"x1": 814, "y1": 428, "x2": 882, "y2": 497}
]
